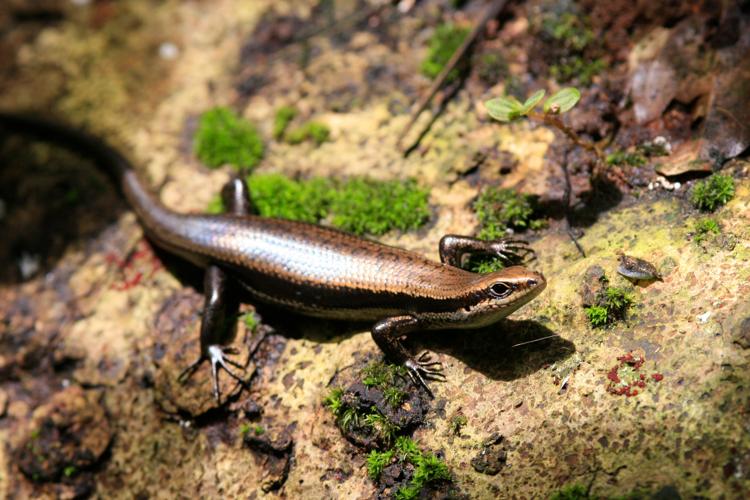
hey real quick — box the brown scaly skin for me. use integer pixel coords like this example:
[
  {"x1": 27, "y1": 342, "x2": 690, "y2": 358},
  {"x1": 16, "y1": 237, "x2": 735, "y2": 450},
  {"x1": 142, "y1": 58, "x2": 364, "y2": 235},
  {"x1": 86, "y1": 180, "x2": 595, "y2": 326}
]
[{"x1": 0, "y1": 113, "x2": 547, "y2": 399}]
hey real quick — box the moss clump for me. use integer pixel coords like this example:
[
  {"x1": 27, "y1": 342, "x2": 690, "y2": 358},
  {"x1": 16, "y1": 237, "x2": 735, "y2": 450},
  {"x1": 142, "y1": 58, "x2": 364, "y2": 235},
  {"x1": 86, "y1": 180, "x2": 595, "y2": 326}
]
[
  {"x1": 693, "y1": 218, "x2": 721, "y2": 244},
  {"x1": 392, "y1": 437, "x2": 452, "y2": 500},
  {"x1": 584, "y1": 305, "x2": 608, "y2": 327},
  {"x1": 421, "y1": 24, "x2": 469, "y2": 82},
  {"x1": 323, "y1": 388, "x2": 345, "y2": 417},
  {"x1": 606, "y1": 150, "x2": 647, "y2": 167},
  {"x1": 691, "y1": 174, "x2": 735, "y2": 212},
  {"x1": 63, "y1": 465, "x2": 77, "y2": 478},
  {"x1": 245, "y1": 175, "x2": 430, "y2": 236},
  {"x1": 242, "y1": 312, "x2": 258, "y2": 332},
  {"x1": 273, "y1": 105, "x2": 297, "y2": 140},
  {"x1": 247, "y1": 174, "x2": 331, "y2": 223},
  {"x1": 285, "y1": 121, "x2": 330, "y2": 146},
  {"x1": 476, "y1": 52, "x2": 508, "y2": 85},
  {"x1": 206, "y1": 194, "x2": 225, "y2": 214},
  {"x1": 449, "y1": 414, "x2": 467, "y2": 436},
  {"x1": 585, "y1": 286, "x2": 634, "y2": 328},
  {"x1": 540, "y1": 10, "x2": 605, "y2": 85},
  {"x1": 362, "y1": 361, "x2": 408, "y2": 408},
  {"x1": 474, "y1": 187, "x2": 538, "y2": 240},
  {"x1": 468, "y1": 187, "x2": 541, "y2": 273},
  {"x1": 329, "y1": 178, "x2": 430, "y2": 236},
  {"x1": 367, "y1": 449, "x2": 395, "y2": 480},
  {"x1": 550, "y1": 483, "x2": 588, "y2": 500},
  {"x1": 194, "y1": 107, "x2": 264, "y2": 171}
]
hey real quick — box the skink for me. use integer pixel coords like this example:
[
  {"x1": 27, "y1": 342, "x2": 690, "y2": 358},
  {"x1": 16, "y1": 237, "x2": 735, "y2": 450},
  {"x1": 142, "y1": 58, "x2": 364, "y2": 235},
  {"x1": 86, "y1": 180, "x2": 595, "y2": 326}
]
[{"x1": 0, "y1": 113, "x2": 546, "y2": 398}]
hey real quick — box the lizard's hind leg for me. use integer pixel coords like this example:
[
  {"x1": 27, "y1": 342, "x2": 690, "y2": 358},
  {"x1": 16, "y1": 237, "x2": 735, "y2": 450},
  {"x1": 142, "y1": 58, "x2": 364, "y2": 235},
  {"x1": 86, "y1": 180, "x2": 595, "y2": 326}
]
[{"x1": 178, "y1": 177, "x2": 253, "y2": 403}]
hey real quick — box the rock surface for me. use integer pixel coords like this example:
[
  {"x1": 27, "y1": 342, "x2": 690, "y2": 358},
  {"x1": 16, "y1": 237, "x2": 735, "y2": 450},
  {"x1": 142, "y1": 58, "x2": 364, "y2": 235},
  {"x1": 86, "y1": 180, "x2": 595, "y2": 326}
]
[{"x1": 0, "y1": 0, "x2": 749, "y2": 498}]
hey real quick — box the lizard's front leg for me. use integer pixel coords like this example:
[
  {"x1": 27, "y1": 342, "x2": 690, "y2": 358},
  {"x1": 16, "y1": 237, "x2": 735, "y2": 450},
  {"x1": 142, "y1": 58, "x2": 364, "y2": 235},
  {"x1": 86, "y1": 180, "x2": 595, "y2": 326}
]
[
  {"x1": 371, "y1": 316, "x2": 445, "y2": 397},
  {"x1": 178, "y1": 177, "x2": 252, "y2": 402},
  {"x1": 439, "y1": 234, "x2": 535, "y2": 268}
]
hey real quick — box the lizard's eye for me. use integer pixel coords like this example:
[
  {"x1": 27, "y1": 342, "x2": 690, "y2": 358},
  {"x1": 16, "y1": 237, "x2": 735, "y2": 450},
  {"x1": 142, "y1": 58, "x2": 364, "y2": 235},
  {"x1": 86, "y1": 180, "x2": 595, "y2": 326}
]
[{"x1": 489, "y1": 282, "x2": 512, "y2": 298}]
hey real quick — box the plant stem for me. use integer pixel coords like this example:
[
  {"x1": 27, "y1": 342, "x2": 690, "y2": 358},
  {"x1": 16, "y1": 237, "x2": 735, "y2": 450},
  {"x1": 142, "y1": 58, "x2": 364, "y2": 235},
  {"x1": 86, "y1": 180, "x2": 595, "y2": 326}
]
[{"x1": 528, "y1": 112, "x2": 605, "y2": 164}]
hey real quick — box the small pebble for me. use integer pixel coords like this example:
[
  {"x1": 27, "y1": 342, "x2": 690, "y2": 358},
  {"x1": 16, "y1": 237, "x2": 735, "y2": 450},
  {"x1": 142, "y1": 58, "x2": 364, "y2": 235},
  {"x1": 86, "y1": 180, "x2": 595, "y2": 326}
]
[
  {"x1": 18, "y1": 252, "x2": 40, "y2": 280},
  {"x1": 159, "y1": 42, "x2": 180, "y2": 60},
  {"x1": 617, "y1": 254, "x2": 662, "y2": 281}
]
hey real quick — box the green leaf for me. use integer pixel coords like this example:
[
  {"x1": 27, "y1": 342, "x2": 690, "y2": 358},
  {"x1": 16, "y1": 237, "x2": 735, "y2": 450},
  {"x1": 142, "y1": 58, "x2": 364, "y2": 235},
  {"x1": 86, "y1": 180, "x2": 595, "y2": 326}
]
[
  {"x1": 521, "y1": 89, "x2": 546, "y2": 114},
  {"x1": 543, "y1": 87, "x2": 581, "y2": 114},
  {"x1": 485, "y1": 96, "x2": 524, "y2": 122}
]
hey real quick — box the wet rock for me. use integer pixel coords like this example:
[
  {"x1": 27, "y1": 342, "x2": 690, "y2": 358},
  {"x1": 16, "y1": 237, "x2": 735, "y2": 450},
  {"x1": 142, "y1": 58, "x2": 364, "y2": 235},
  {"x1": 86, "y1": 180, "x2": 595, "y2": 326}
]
[
  {"x1": 244, "y1": 428, "x2": 293, "y2": 493},
  {"x1": 732, "y1": 317, "x2": 750, "y2": 349},
  {"x1": 580, "y1": 265, "x2": 607, "y2": 307},
  {"x1": 13, "y1": 386, "x2": 112, "y2": 482},
  {"x1": 471, "y1": 434, "x2": 507, "y2": 476},
  {"x1": 617, "y1": 253, "x2": 662, "y2": 282},
  {"x1": 152, "y1": 290, "x2": 255, "y2": 416}
]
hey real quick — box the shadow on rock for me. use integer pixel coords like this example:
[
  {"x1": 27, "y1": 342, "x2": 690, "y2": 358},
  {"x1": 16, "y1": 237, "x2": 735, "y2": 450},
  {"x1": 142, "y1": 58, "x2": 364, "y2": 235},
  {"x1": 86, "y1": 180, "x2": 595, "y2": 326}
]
[{"x1": 411, "y1": 319, "x2": 574, "y2": 382}]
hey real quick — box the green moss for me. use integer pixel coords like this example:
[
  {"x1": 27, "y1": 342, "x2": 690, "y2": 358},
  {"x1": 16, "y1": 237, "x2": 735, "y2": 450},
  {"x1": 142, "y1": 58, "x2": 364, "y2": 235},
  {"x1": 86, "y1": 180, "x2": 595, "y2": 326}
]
[
  {"x1": 63, "y1": 465, "x2": 77, "y2": 478},
  {"x1": 468, "y1": 257, "x2": 505, "y2": 274},
  {"x1": 285, "y1": 121, "x2": 330, "y2": 146},
  {"x1": 247, "y1": 174, "x2": 331, "y2": 223},
  {"x1": 394, "y1": 436, "x2": 422, "y2": 463},
  {"x1": 194, "y1": 107, "x2": 264, "y2": 171},
  {"x1": 421, "y1": 24, "x2": 469, "y2": 82},
  {"x1": 396, "y1": 449, "x2": 451, "y2": 499},
  {"x1": 245, "y1": 174, "x2": 430, "y2": 236},
  {"x1": 383, "y1": 386, "x2": 406, "y2": 408},
  {"x1": 606, "y1": 150, "x2": 647, "y2": 167},
  {"x1": 253, "y1": 425, "x2": 265, "y2": 436},
  {"x1": 363, "y1": 412, "x2": 398, "y2": 445},
  {"x1": 323, "y1": 388, "x2": 344, "y2": 417},
  {"x1": 339, "y1": 407, "x2": 361, "y2": 431},
  {"x1": 362, "y1": 361, "x2": 406, "y2": 388},
  {"x1": 329, "y1": 178, "x2": 430, "y2": 236},
  {"x1": 476, "y1": 52, "x2": 508, "y2": 85},
  {"x1": 449, "y1": 414, "x2": 468, "y2": 436},
  {"x1": 585, "y1": 286, "x2": 634, "y2": 328},
  {"x1": 691, "y1": 174, "x2": 735, "y2": 212},
  {"x1": 693, "y1": 218, "x2": 721, "y2": 244},
  {"x1": 273, "y1": 105, "x2": 297, "y2": 140},
  {"x1": 206, "y1": 194, "x2": 225, "y2": 214},
  {"x1": 367, "y1": 449, "x2": 395, "y2": 480},
  {"x1": 239, "y1": 423, "x2": 251, "y2": 437},
  {"x1": 540, "y1": 10, "x2": 605, "y2": 85},
  {"x1": 242, "y1": 312, "x2": 258, "y2": 332},
  {"x1": 549, "y1": 483, "x2": 588, "y2": 500},
  {"x1": 550, "y1": 57, "x2": 605, "y2": 86},
  {"x1": 474, "y1": 187, "x2": 538, "y2": 240},
  {"x1": 584, "y1": 305, "x2": 608, "y2": 327}
]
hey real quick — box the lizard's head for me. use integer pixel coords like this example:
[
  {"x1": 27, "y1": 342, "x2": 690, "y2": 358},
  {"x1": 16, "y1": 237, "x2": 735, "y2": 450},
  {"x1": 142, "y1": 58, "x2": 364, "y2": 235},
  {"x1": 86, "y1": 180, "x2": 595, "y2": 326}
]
[{"x1": 457, "y1": 266, "x2": 546, "y2": 328}]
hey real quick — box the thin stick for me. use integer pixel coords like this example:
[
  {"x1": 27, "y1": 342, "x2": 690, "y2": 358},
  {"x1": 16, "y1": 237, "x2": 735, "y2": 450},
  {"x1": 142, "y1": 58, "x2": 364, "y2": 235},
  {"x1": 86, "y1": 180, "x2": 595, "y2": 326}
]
[
  {"x1": 398, "y1": 0, "x2": 509, "y2": 153},
  {"x1": 559, "y1": 156, "x2": 586, "y2": 258},
  {"x1": 512, "y1": 334, "x2": 560, "y2": 348}
]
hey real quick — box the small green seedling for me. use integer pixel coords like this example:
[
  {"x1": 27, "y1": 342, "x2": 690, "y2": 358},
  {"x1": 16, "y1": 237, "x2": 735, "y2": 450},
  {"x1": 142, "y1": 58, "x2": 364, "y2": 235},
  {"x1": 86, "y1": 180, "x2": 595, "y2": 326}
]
[
  {"x1": 485, "y1": 87, "x2": 581, "y2": 123},
  {"x1": 691, "y1": 174, "x2": 735, "y2": 212}
]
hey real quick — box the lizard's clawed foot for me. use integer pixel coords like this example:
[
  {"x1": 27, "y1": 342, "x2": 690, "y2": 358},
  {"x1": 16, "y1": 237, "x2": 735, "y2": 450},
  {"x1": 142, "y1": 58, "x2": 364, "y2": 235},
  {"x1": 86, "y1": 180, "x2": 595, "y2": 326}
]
[
  {"x1": 405, "y1": 351, "x2": 446, "y2": 397},
  {"x1": 489, "y1": 238, "x2": 536, "y2": 264},
  {"x1": 178, "y1": 345, "x2": 247, "y2": 403}
]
